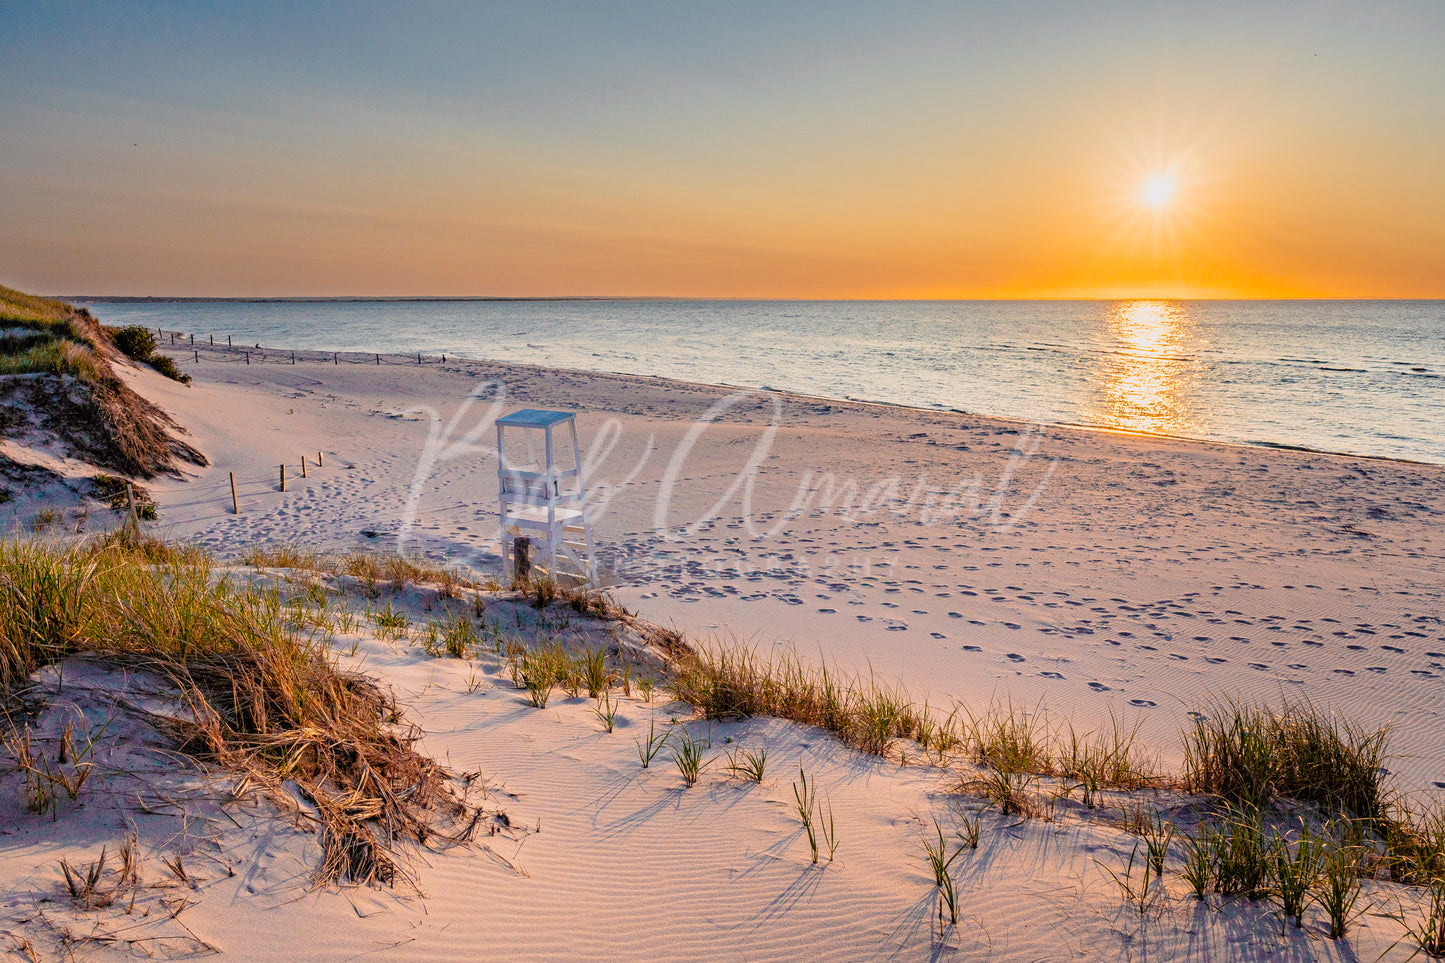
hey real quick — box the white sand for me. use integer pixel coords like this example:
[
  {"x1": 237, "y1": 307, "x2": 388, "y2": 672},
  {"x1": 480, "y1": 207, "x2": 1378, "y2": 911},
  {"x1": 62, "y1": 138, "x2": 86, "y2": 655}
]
[
  {"x1": 133, "y1": 348, "x2": 1445, "y2": 793},
  {"x1": 3, "y1": 345, "x2": 1443, "y2": 960}
]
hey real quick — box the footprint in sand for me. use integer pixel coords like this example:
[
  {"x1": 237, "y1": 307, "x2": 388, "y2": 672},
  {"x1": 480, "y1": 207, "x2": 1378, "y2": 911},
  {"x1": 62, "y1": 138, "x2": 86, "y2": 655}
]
[
  {"x1": 856, "y1": 615, "x2": 873, "y2": 622},
  {"x1": 1040, "y1": 671, "x2": 1064, "y2": 679},
  {"x1": 1366, "y1": 666, "x2": 1386, "y2": 674},
  {"x1": 962, "y1": 645, "x2": 982, "y2": 652},
  {"x1": 1006, "y1": 653, "x2": 1026, "y2": 662},
  {"x1": 1088, "y1": 682, "x2": 1111, "y2": 691},
  {"x1": 1129, "y1": 699, "x2": 1157, "y2": 708},
  {"x1": 818, "y1": 608, "x2": 836, "y2": 614},
  {"x1": 1333, "y1": 668, "x2": 1356, "y2": 676},
  {"x1": 930, "y1": 632, "x2": 946, "y2": 639},
  {"x1": 1002, "y1": 622, "x2": 1022, "y2": 630},
  {"x1": 948, "y1": 612, "x2": 964, "y2": 619}
]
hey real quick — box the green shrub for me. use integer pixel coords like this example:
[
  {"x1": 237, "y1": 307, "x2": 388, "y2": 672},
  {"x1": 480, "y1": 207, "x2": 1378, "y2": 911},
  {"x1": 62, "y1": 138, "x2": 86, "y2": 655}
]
[
  {"x1": 104, "y1": 324, "x2": 190, "y2": 384},
  {"x1": 147, "y1": 353, "x2": 191, "y2": 384},
  {"x1": 109, "y1": 325, "x2": 157, "y2": 361}
]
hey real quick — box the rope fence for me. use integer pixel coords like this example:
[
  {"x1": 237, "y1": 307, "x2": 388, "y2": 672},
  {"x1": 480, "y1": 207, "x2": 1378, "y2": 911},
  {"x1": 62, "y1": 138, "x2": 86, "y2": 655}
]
[
  {"x1": 141, "y1": 330, "x2": 502, "y2": 522},
  {"x1": 151, "y1": 329, "x2": 454, "y2": 366},
  {"x1": 158, "y1": 447, "x2": 492, "y2": 531}
]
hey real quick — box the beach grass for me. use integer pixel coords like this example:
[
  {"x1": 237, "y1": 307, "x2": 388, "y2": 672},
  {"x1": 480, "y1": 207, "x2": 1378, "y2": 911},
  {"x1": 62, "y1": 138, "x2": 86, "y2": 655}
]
[
  {"x1": 16, "y1": 527, "x2": 1442, "y2": 935},
  {"x1": 670, "y1": 640, "x2": 1156, "y2": 791},
  {"x1": 1181, "y1": 697, "x2": 1391, "y2": 823},
  {"x1": 0, "y1": 532, "x2": 474, "y2": 887},
  {"x1": 0, "y1": 285, "x2": 206, "y2": 477}
]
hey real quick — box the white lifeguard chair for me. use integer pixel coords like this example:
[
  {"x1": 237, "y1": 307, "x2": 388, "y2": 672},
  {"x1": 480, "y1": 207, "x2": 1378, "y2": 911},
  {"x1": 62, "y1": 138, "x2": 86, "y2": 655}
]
[{"x1": 496, "y1": 408, "x2": 597, "y2": 585}]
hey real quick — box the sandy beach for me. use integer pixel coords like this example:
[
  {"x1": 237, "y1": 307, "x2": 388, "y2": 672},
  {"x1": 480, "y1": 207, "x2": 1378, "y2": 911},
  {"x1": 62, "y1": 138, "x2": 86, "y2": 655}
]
[
  {"x1": 130, "y1": 344, "x2": 1445, "y2": 791},
  {"x1": 8, "y1": 2, "x2": 1444, "y2": 957},
  {"x1": 3, "y1": 340, "x2": 1443, "y2": 961}
]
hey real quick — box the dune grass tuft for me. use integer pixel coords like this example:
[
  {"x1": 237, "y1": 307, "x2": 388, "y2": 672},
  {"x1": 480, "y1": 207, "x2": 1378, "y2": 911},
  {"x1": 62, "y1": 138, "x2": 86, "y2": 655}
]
[
  {"x1": 672, "y1": 643, "x2": 955, "y2": 760},
  {"x1": 1182, "y1": 698, "x2": 1390, "y2": 824},
  {"x1": 0, "y1": 535, "x2": 476, "y2": 888},
  {"x1": 671, "y1": 641, "x2": 1157, "y2": 803}
]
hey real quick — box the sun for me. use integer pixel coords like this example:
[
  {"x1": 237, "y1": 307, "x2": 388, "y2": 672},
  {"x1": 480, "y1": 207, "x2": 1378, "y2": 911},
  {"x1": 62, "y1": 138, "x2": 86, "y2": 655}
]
[{"x1": 1140, "y1": 171, "x2": 1177, "y2": 210}]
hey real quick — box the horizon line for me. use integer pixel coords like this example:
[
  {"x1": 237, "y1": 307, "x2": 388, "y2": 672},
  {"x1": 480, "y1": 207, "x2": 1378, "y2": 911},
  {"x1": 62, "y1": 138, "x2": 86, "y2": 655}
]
[{"x1": 58, "y1": 294, "x2": 1445, "y2": 304}]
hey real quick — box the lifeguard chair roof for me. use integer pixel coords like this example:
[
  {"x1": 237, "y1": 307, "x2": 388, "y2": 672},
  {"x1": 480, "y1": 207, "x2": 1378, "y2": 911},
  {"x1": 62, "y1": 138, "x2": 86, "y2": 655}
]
[{"x1": 496, "y1": 408, "x2": 575, "y2": 428}]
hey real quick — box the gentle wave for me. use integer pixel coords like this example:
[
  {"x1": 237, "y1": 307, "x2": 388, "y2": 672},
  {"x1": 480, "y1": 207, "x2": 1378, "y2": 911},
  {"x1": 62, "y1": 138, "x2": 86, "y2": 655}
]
[{"x1": 79, "y1": 298, "x2": 1445, "y2": 464}]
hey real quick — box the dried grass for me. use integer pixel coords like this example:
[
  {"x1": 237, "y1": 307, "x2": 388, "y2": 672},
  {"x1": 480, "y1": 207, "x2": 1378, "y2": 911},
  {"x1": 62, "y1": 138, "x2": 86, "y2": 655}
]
[
  {"x1": 0, "y1": 285, "x2": 205, "y2": 477},
  {"x1": 0, "y1": 535, "x2": 477, "y2": 888}
]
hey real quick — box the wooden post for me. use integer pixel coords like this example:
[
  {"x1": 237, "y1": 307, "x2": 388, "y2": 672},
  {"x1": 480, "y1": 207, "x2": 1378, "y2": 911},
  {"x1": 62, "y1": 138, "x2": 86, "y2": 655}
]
[
  {"x1": 279, "y1": 464, "x2": 286, "y2": 492},
  {"x1": 291, "y1": 351, "x2": 296, "y2": 364},
  {"x1": 375, "y1": 353, "x2": 380, "y2": 365},
  {"x1": 194, "y1": 350, "x2": 199, "y2": 362},
  {"x1": 125, "y1": 483, "x2": 140, "y2": 527},
  {"x1": 245, "y1": 351, "x2": 250, "y2": 364},
  {"x1": 334, "y1": 352, "x2": 338, "y2": 365},
  {"x1": 317, "y1": 451, "x2": 324, "y2": 467},
  {"x1": 227, "y1": 335, "x2": 232, "y2": 346},
  {"x1": 190, "y1": 334, "x2": 194, "y2": 345},
  {"x1": 514, "y1": 537, "x2": 532, "y2": 582},
  {"x1": 301, "y1": 456, "x2": 307, "y2": 479},
  {"x1": 417, "y1": 353, "x2": 422, "y2": 364},
  {"x1": 209, "y1": 334, "x2": 213, "y2": 345},
  {"x1": 229, "y1": 472, "x2": 239, "y2": 514}
]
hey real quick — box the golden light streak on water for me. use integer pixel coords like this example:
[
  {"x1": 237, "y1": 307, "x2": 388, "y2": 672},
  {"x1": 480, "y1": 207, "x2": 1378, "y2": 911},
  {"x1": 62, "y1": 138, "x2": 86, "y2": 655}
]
[{"x1": 1099, "y1": 300, "x2": 1196, "y2": 435}]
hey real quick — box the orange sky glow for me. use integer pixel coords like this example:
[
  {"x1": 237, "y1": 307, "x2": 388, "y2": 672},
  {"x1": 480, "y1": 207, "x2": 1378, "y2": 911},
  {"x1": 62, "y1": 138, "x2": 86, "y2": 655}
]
[{"x1": 1, "y1": 4, "x2": 1442, "y2": 299}]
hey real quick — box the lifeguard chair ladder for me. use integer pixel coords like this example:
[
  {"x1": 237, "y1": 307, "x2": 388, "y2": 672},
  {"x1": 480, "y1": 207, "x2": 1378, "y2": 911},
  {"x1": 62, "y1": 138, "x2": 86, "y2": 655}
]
[{"x1": 496, "y1": 408, "x2": 597, "y2": 585}]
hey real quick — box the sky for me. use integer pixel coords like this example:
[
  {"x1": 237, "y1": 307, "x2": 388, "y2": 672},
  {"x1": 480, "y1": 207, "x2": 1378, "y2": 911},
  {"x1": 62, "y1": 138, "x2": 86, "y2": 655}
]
[{"x1": 1, "y1": 1, "x2": 1442, "y2": 299}]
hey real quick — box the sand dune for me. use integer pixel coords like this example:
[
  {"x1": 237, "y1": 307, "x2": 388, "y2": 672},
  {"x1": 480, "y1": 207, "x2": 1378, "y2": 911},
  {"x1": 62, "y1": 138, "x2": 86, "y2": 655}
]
[{"x1": 5, "y1": 343, "x2": 1440, "y2": 960}]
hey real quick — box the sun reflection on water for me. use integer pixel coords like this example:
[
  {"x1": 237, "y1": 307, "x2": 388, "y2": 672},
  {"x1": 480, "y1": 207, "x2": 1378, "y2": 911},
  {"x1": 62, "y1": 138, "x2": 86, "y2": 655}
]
[{"x1": 1096, "y1": 300, "x2": 1199, "y2": 435}]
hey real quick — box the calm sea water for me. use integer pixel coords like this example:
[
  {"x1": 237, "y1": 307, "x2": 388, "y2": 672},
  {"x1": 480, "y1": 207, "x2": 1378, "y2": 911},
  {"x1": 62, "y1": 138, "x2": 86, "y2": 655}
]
[{"x1": 80, "y1": 299, "x2": 1445, "y2": 464}]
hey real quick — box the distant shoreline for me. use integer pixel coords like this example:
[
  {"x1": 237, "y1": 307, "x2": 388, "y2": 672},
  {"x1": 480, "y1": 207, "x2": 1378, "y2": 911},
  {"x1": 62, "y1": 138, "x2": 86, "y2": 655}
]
[
  {"x1": 80, "y1": 297, "x2": 1445, "y2": 465},
  {"x1": 63, "y1": 295, "x2": 643, "y2": 304}
]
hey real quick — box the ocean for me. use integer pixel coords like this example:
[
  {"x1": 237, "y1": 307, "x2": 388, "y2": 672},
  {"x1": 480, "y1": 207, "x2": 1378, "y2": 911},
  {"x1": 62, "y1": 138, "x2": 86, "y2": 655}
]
[{"x1": 79, "y1": 299, "x2": 1445, "y2": 465}]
